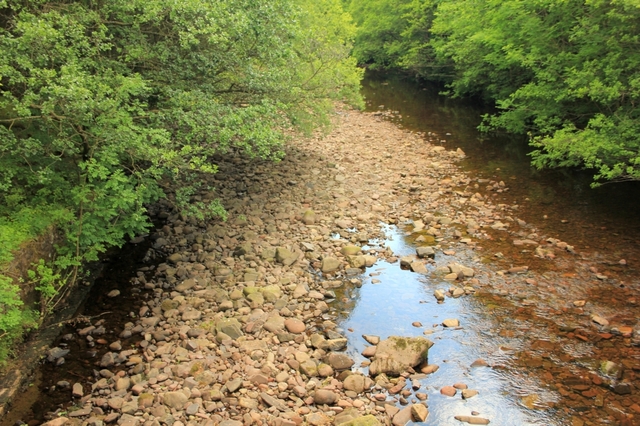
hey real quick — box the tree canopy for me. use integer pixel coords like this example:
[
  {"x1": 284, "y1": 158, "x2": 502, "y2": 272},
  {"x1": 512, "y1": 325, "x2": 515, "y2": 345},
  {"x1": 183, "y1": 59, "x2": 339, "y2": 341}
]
[
  {"x1": 0, "y1": 0, "x2": 362, "y2": 362},
  {"x1": 348, "y1": 0, "x2": 640, "y2": 185}
]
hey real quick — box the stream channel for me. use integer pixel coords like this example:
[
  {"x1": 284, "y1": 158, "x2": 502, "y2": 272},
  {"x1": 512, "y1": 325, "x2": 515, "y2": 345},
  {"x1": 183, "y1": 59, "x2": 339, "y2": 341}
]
[{"x1": 2, "y1": 72, "x2": 639, "y2": 425}]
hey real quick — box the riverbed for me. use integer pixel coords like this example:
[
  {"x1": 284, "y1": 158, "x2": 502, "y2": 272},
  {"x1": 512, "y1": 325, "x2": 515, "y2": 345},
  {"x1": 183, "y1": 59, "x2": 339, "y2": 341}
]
[{"x1": 1, "y1": 74, "x2": 638, "y2": 426}]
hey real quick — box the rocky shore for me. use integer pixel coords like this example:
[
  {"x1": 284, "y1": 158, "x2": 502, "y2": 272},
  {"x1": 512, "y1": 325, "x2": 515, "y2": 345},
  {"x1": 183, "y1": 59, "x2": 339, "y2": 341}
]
[{"x1": 15, "y1": 106, "x2": 639, "y2": 426}]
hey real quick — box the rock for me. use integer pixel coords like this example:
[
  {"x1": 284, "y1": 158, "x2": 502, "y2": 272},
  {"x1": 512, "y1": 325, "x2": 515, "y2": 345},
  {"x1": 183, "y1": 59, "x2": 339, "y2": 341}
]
[
  {"x1": 306, "y1": 412, "x2": 332, "y2": 425},
  {"x1": 416, "y1": 247, "x2": 435, "y2": 259},
  {"x1": 327, "y1": 352, "x2": 355, "y2": 370},
  {"x1": 392, "y1": 406, "x2": 413, "y2": 426},
  {"x1": 293, "y1": 283, "x2": 309, "y2": 298},
  {"x1": 302, "y1": 210, "x2": 316, "y2": 225},
  {"x1": 42, "y1": 418, "x2": 71, "y2": 426},
  {"x1": 451, "y1": 287, "x2": 465, "y2": 297},
  {"x1": 363, "y1": 255, "x2": 377, "y2": 267},
  {"x1": 284, "y1": 318, "x2": 306, "y2": 334},
  {"x1": 317, "y1": 363, "x2": 334, "y2": 377},
  {"x1": 601, "y1": 361, "x2": 621, "y2": 376},
  {"x1": 99, "y1": 352, "x2": 116, "y2": 367},
  {"x1": 341, "y1": 245, "x2": 362, "y2": 256},
  {"x1": 238, "y1": 397, "x2": 259, "y2": 409},
  {"x1": 72, "y1": 383, "x2": 83, "y2": 398},
  {"x1": 462, "y1": 389, "x2": 478, "y2": 399},
  {"x1": 591, "y1": 315, "x2": 609, "y2": 326},
  {"x1": 68, "y1": 406, "x2": 92, "y2": 417},
  {"x1": 362, "y1": 346, "x2": 376, "y2": 357},
  {"x1": 182, "y1": 309, "x2": 202, "y2": 321},
  {"x1": 369, "y1": 336, "x2": 433, "y2": 376},
  {"x1": 506, "y1": 266, "x2": 528, "y2": 274},
  {"x1": 276, "y1": 247, "x2": 299, "y2": 266},
  {"x1": 264, "y1": 314, "x2": 285, "y2": 333},
  {"x1": 612, "y1": 383, "x2": 632, "y2": 395},
  {"x1": 104, "y1": 413, "x2": 121, "y2": 424},
  {"x1": 216, "y1": 318, "x2": 244, "y2": 339},
  {"x1": 448, "y1": 263, "x2": 474, "y2": 277},
  {"x1": 349, "y1": 255, "x2": 367, "y2": 269},
  {"x1": 411, "y1": 404, "x2": 429, "y2": 422},
  {"x1": 107, "y1": 289, "x2": 120, "y2": 297},
  {"x1": 226, "y1": 377, "x2": 243, "y2": 393},
  {"x1": 138, "y1": 393, "x2": 154, "y2": 408},
  {"x1": 368, "y1": 358, "x2": 406, "y2": 376},
  {"x1": 339, "y1": 415, "x2": 382, "y2": 426},
  {"x1": 409, "y1": 261, "x2": 428, "y2": 274},
  {"x1": 325, "y1": 337, "x2": 347, "y2": 351},
  {"x1": 115, "y1": 377, "x2": 131, "y2": 391},
  {"x1": 362, "y1": 334, "x2": 380, "y2": 345},
  {"x1": 175, "y1": 278, "x2": 196, "y2": 292},
  {"x1": 470, "y1": 359, "x2": 489, "y2": 368},
  {"x1": 343, "y1": 374, "x2": 366, "y2": 394},
  {"x1": 47, "y1": 347, "x2": 70, "y2": 363},
  {"x1": 260, "y1": 392, "x2": 286, "y2": 411},
  {"x1": 434, "y1": 289, "x2": 446, "y2": 302},
  {"x1": 440, "y1": 386, "x2": 457, "y2": 397},
  {"x1": 163, "y1": 391, "x2": 188, "y2": 409},
  {"x1": 300, "y1": 360, "x2": 318, "y2": 376},
  {"x1": 321, "y1": 257, "x2": 341, "y2": 273},
  {"x1": 185, "y1": 402, "x2": 200, "y2": 414},
  {"x1": 314, "y1": 389, "x2": 337, "y2": 405},
  {"x1": 442, "y1": 319, "x2": 460, "y2": 327},
  {"x1": 454, "y1": 415, "x2": 490, "y2": 424}
]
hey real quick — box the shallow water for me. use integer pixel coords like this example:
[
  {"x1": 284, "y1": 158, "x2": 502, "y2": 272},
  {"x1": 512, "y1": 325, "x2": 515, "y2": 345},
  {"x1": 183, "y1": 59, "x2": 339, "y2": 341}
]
[{"x1": 331, "y1": 225, "x2": 561, "y2": 425}]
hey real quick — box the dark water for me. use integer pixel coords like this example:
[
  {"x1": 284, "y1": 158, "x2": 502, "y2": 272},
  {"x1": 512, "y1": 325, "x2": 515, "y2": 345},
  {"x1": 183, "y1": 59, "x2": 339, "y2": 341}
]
[
  {"x1": 361, "y1": 72, "x2": 640, "y2": 266},
  {"x1": 0, "y1": 233, "x2": 156, "y2": 426}
]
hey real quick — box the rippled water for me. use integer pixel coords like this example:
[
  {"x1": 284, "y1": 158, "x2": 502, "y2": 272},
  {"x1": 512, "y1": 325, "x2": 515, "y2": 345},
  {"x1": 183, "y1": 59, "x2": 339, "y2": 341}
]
[{"x1": 330, "y1": 225, "x2": 562, "y2": 425}]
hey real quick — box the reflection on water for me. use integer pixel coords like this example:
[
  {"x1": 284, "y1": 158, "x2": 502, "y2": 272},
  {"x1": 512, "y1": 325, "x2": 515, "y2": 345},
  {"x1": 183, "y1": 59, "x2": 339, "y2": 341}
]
[
  {"x1": 330, "y1": 225, "x2": 561, "y2": 426},
  {"x1": 361, "y1": 72, "x2": 640, "y2": 265}
]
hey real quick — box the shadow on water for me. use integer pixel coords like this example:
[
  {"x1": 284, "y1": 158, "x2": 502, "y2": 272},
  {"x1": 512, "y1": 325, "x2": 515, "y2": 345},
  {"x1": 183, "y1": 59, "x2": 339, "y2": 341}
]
[
  {"x1": 331, "y1": 225, "x2": 560, "y2": 426},
  {"x1": 361, "y1": 72, "x2": 640, "y2": 264}
]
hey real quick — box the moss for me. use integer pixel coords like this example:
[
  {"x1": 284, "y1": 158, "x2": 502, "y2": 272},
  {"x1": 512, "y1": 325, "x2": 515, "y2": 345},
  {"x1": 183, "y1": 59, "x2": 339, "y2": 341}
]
[
  {"x1": 393, "y1": 337, "x2": 408, "y2": 350},
  {"x1": 190, "y1": 361, "x2": 204, "y2": 375}
]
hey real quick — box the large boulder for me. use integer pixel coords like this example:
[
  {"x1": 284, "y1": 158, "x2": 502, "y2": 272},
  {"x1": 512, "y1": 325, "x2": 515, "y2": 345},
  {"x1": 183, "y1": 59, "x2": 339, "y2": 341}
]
[{"x1": 369, "y1": 336, "x2": 433, "y2": 376}]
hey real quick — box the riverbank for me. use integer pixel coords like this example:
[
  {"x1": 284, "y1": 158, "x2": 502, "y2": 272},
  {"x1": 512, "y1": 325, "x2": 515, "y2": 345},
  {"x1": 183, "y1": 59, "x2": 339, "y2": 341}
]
[{"x1": 4, "y1": 106, "x2": 638, "y2": 425}]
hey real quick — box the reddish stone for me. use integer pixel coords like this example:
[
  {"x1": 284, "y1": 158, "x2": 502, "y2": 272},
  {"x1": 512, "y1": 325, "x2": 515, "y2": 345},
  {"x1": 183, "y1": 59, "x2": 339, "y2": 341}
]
[
  {"x1": 619, "y1": 326, "x2": 633, "y2": 337},
  {"x1": 581, "y1": 388, "x2": 598, "y2": 398},
  {"x1": 440, "y1": 386, "x2": 457, "y2": 397},
  {"x1": 575, "y1": 334, "x2": 589, "y2": 342},
  {"x1": 599, "y1": 333, "x2": 613, "y2": 339}
]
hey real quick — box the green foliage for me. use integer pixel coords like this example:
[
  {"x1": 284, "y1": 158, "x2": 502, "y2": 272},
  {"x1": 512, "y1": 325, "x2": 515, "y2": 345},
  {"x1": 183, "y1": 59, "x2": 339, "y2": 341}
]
[
  {"x1": 347, "y1": 0, "x2": 444, "y2": 77},
  {"x1": 0, "y1": 0, "x2": 362, "y2": 363},
  {"x1": 346, "y1": 0, "x2": 413, "y2": 69},
  {"x1": 350, "y1": 0, "x2": 640, "y2": 184},
  {"x1": 0, "y1": 274, "x2": 38, "y2": 365},
  {"x1": 432, "y1": 0, "x2": 640, "y2": 184}
]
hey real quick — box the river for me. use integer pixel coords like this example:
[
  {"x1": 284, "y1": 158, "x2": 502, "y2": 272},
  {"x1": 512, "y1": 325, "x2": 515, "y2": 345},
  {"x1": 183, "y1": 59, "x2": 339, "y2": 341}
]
[
  {"x1": 361, "y1": 72, "x2": 640, "y2": 269},
  {"x1": 2, "y1": 72, "x2": 638, "y2": 426}
]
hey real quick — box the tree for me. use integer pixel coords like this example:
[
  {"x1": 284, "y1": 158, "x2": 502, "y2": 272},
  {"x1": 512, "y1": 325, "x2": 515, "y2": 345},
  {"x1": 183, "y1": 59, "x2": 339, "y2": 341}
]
[
  {"x1": 0, "y1": 0, "x2": 362, "y2": 362},
  {"x1": 350, "y1": 0, "x2": 640, "y2": 184}
]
